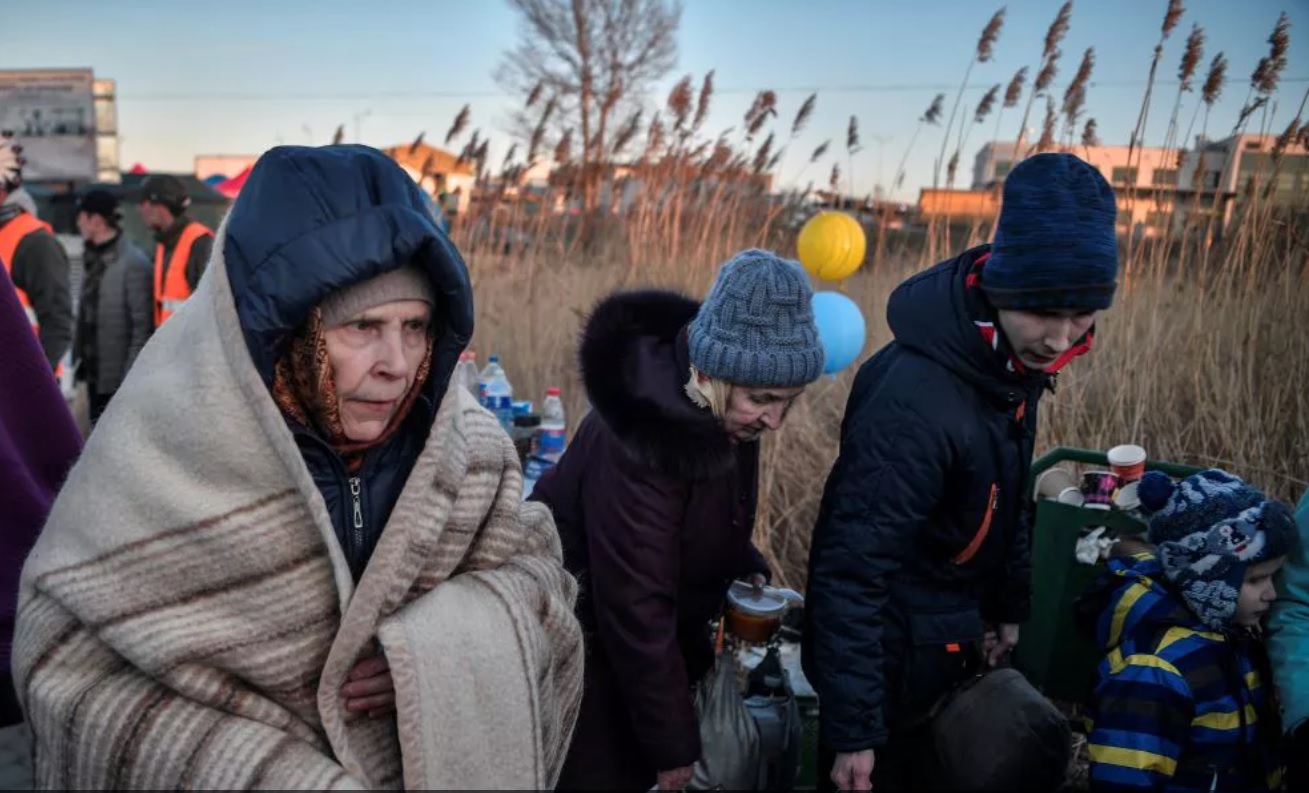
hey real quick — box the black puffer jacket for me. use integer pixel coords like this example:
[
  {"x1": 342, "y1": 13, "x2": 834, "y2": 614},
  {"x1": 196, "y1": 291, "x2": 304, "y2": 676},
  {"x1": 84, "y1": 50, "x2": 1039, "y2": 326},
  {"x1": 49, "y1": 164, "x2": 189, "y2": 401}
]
[
  {"x1": 802, "y1": 246, "x2": 1092, "y2": 752},
  {"x1": 222, "y1": 144, "x2": 475, "y2": 580}
]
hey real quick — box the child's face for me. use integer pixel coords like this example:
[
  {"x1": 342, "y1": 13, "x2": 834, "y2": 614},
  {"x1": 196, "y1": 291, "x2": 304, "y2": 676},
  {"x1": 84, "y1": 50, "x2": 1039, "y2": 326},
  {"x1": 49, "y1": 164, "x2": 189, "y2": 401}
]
[{"x1": 1235, "y1": 557, "x2": 1285, "y2": 627}]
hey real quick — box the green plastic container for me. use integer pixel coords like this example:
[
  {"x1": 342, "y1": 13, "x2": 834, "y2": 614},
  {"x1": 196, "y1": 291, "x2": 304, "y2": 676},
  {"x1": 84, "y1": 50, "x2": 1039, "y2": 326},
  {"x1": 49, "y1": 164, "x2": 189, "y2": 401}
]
[
  {"x1": 1013, "y1": 447, "x2": 1200, "y2": 706},
  {"x1": 796, "y1": 694, "x2": 821, "y2": 790}
]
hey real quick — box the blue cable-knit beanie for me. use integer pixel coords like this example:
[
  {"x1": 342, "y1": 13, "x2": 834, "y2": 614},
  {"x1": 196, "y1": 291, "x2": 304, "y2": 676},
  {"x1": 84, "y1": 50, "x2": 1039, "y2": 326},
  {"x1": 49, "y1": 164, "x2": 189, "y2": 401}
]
[
  {"x1": 982, "y1": 153, "x2": 1119, "y2": 312},
  {"x1": 688, "y1": 249, "x2": 825, "y2": 388},
  {"x1": 1140, "y1": 468, "x2": 1299, "y2": 630}
]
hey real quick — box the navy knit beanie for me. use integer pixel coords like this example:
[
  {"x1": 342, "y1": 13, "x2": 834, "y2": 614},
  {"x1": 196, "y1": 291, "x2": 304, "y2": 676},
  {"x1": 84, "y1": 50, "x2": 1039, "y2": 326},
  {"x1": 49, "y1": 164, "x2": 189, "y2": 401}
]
[
  {"x1": 688, "y1": 249, "x2": 825, "y2": 388},
  {"x1": 982, "y1": 153, "x2": 1119, "y2": 311},
  {"x1": 1140, "y1": 469, "x2": 1299, "y2": 630}
]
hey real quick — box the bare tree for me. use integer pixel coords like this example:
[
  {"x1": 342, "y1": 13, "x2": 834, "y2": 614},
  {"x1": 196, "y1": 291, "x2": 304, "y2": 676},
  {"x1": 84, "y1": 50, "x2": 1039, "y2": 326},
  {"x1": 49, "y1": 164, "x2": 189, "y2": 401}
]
[{"x1": 496, "y1": 0, "x2": 682, "y2": 209}]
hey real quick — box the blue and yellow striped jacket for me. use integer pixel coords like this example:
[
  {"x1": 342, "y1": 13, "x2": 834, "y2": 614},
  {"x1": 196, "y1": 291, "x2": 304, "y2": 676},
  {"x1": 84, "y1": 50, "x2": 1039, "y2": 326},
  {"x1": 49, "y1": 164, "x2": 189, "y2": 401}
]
[{"x1": 1082, "y1": 552, "x2": 1282, "y2": 791}]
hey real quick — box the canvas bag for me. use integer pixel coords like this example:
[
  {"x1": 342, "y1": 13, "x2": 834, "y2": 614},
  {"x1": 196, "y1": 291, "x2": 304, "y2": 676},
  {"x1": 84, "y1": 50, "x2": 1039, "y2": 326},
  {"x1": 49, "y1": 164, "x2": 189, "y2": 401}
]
[{"x1": 926, "y1": 667, "x2": 1072, "y2": 790}]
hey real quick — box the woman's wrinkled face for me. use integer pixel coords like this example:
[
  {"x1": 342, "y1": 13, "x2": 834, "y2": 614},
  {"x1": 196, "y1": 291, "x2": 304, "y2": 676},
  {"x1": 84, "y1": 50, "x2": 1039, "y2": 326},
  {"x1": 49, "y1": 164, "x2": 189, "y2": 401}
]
[
  {"x1": 323, "y1": 300, "x2": 432, "y2": 442},
  {"x1": 721, "y1": 385, "x2": 806, "y2": 443}
]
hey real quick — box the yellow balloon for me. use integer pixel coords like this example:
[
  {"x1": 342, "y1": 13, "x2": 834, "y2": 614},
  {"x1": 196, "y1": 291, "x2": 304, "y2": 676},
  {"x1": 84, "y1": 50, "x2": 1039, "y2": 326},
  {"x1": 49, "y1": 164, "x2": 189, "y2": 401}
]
[{"x1": 797, "y1": 211, "x2": 867, "y2": 281}]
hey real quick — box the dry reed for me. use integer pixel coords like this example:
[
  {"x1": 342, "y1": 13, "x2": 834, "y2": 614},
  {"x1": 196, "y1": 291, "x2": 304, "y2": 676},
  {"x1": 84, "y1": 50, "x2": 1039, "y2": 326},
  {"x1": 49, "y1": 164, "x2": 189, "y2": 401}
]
[
  {"x1": 449, "y1": 205, "x2": 1308, "y2": 587},
  {"x1": 425, "y1": 3, "x2": 1307, "y2": 588}
]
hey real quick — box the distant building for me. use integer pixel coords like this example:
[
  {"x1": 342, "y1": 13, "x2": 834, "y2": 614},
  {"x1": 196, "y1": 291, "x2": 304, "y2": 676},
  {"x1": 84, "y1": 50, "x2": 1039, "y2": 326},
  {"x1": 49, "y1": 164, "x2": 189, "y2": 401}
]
[
  {"x1": 380, "y1": 141, "x2": 476, "y2": 215},
  {"x1": 194, "y1": 154, "x2": 260, "y2": 183},
  {"x1": 973, "y1": 141, "x2": 1186, "y2": 236},
  {"x1": 918, "y1": 187, "x2": 1000, "y2": 221},
  {"x1": 964, "y1": 136, "x2": 1306, "y2": 237},
  {"x1": 569, "y1": 160, "x2": 773, "y2": 214},
  {"x1": 520, "y1": 159, "x2": 553, "y2": 188},
  {"x1": 93, "y1": 78, "x2": 120, "y2": 184},
  {"x1": 1, "y1": 69, "x2": 117, "y2": 188},
  {"x1": 1177, "y1": 133, "x2": 1309, "y2": 232}
]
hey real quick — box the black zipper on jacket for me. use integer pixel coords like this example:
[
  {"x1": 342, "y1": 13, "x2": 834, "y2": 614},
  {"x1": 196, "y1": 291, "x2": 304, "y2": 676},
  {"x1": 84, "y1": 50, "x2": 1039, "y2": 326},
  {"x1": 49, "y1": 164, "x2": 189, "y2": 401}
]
[
  {"x1": 291, "y1": 426, "x2": 371, "y2": 573},
  {"x1": 349, "y1": 475, "x2": 365, "y2": 558}
]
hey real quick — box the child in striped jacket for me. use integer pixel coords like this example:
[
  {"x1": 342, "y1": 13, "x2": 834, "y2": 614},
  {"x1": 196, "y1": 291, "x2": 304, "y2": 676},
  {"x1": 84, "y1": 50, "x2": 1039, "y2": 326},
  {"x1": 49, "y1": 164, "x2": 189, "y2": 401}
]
[{"x1": 1081, "y1": 469, "x2": 1297, "y2": 791}]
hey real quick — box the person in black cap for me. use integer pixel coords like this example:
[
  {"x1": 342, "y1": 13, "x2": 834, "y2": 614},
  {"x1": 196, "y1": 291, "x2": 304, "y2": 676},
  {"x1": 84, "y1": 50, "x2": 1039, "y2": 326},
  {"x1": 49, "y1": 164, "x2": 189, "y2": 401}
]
[
  {"x1": 0, "y1": 131, "x2": 73, "y2": 372},
  {"x1": 75, "y1": 189, "x2": 154, "y2": 423},
  {"x1": 804, "y1": 152, "x2": 1120, "y2": 791},
  {"x1": 137, "y1": 173, "x2": 213, "y2": 326}
]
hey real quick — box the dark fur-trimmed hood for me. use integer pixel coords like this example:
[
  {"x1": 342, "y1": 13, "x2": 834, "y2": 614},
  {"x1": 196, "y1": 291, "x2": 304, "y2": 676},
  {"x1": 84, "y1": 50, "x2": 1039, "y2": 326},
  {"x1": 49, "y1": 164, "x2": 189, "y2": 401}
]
[{"x1": 579, "y1": 290, "x2": 737, "y2": 481}]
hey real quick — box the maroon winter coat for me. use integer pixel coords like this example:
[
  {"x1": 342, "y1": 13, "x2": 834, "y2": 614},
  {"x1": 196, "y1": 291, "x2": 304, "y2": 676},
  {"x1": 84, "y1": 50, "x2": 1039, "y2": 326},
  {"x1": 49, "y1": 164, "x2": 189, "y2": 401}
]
[
  {"x1": 0, "y1": 262, "x2": 82, "y2": 727},
  {"x1": 530, "y1": 290, "x2": 770, "y2": 790}
]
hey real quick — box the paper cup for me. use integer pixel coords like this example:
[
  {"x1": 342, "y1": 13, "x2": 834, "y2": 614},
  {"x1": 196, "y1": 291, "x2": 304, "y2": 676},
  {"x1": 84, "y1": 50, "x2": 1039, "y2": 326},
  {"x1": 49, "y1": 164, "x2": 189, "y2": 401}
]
[
  {"x1": 1107, "y1": 444, "x2": 1148, "y2": 483},
  {"x1": 1035, "y1": 467, "x2": 1078, "y2": 500},
  {"x1": 1057, "y1": 487, "x2": 1086, "y2": 507},
  {"x1": 1082, "y1": 470, "x2": 1121, "y2": 510},
  {"x1": 1114, "y1": 481, "x2": 1141, "y2": 511}
]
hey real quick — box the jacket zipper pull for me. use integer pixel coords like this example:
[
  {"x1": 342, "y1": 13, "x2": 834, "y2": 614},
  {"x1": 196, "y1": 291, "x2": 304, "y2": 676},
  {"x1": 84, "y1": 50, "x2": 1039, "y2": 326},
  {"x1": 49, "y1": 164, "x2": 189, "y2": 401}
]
[{"x1": 349, "y1": 476, "x2": 364, "y2": 546}]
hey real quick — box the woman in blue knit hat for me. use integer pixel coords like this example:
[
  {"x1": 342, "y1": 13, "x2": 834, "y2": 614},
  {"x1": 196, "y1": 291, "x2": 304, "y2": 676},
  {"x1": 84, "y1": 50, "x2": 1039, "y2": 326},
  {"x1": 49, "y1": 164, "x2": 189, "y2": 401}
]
[
  {"x1": 529, "y1": 249, "x2": 825, "y2": 791},
  {"x1": 1079, "y1": 469, "x2": 1296, "y2": 791},
  {"x1": 804, "y1": 152, "x2": 1120, "y2": 791}
]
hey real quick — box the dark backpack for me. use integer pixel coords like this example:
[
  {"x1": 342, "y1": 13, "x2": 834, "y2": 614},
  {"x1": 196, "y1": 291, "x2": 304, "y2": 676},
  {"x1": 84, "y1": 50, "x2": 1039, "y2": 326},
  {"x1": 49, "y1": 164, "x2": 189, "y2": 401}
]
[{"x1": 926, "y1": 668, "x2": 1072, "y2": 790}]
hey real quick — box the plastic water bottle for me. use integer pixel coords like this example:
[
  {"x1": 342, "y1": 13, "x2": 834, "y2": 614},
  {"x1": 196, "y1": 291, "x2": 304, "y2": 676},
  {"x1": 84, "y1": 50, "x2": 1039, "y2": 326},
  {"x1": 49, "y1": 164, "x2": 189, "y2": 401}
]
[
  {"x1": 477, "y1": 354, "x2": 503, "y2": 411},
  {"x1": 456, "y1": 351, "x2": 480, "y2": 399},
  {"x1": 479, "y1": 354, "x2": 504, "y2": 390},
  {"x1": 523, "y1": 450, "x2": 553, "y2": 499},
  {"x1": 484, "y1": 362, "x2": 515, "y2": 430},
  {"x1": 540, "y1": 387, "x2": 567, "y2": 457}
]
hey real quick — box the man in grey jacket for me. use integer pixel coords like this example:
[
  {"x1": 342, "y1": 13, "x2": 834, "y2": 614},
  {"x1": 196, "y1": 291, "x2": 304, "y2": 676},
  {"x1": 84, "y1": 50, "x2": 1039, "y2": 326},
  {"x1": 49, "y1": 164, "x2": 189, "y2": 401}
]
[{"x1": 74, "y1": 190, "x2": 153, "y2": 423}]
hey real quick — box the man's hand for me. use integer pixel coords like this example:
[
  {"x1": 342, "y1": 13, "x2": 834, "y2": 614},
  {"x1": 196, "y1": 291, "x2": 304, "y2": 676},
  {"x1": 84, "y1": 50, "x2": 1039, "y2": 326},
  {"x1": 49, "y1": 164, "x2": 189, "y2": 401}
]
[
  {"x1": 831, "y1": 749, "x2": 875, "y2": 791},
  {"x1": 984, "y1": 623, "x2": 1020, "y2": 668},
  {"x1": 341, "y1": 653, "x2": 395, "y2": 719},
  {"x1": 656, "y1": 764, "x2": 695, "y2": 790}
]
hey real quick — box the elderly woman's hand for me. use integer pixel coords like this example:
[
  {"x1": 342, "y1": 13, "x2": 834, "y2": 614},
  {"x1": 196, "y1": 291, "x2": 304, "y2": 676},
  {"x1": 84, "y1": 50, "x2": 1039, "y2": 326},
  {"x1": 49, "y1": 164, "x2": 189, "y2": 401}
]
[{"x1": 341, "y1": 653, "x2": 395, "y2": 719}]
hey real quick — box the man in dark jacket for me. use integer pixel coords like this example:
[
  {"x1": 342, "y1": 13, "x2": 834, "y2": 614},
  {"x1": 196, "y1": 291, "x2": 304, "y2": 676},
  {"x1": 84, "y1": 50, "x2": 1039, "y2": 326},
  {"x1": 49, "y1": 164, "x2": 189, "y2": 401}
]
[
  {"x1": 0, "y1": 132, "x2": 73, "y2": 371},
  {"x1": 531, "y1": 249, "x2": 826, "y2": 791},
  {"x1": 804, "y1": 152, "x2": 1120, "y2": 792},
  {"x1": 73, "y1": 189, "x2": 154, "y2": 423},
  {"x1": 137, "y1": 173, "x2": 213, "y2": 325}
]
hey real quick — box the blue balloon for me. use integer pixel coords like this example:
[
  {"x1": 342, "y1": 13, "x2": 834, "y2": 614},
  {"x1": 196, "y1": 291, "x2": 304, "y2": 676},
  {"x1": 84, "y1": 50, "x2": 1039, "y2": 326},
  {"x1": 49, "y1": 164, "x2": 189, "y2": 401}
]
[{"x1": 812, "y1": 291, "x2": 867, "y2": 375}]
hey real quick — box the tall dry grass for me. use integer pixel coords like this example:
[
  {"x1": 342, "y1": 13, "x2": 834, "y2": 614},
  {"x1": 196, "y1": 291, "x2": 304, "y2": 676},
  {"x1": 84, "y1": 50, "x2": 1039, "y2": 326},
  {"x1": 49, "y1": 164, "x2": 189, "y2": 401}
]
[
  {"x1": 432, "y1": 2, "x2": 1309, "y2": 588},
  {"x1": 448, "y1": 200, "x2": 1308, "y2": 589}
]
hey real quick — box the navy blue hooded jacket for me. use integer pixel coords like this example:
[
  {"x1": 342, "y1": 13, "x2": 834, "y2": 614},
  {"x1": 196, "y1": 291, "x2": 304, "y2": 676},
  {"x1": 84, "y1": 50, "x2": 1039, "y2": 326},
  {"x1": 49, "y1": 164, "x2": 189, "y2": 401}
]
[
  {"x1": 223, "y1": 145, "x2": 474, "y2": 580},
  {"x1": 802, "y1": 246, "x2": 1091, "y2": 752}
]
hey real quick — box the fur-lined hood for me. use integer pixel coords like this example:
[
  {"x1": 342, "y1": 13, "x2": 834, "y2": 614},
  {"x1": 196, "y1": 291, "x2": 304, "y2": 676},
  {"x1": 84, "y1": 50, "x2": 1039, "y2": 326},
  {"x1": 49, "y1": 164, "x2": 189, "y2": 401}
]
[{"x1": 579, "y1": 290, "x2": 736, "y2": 481}]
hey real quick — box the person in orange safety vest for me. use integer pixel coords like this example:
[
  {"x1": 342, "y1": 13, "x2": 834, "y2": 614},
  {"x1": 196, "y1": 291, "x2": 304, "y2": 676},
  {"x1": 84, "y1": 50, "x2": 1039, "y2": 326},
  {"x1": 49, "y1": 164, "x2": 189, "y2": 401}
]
[
  {"x1": 137, "y1": 174, "x2": 213, "y2": 327},
  {"x1": 0, "y1": 131, "x2": 73, "y2": 373}
]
